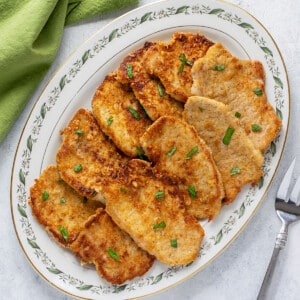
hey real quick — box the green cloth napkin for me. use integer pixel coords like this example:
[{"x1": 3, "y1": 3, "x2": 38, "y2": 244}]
[{"x1": 0, "y1": 0, "x2": 138, "y2": 143}]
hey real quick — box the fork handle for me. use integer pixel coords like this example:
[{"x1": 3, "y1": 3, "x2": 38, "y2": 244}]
[
  {"x1": 257, "y1": 228, "x2": 288, "y2": 300},
  {"x1": 257, "y1": 246, "x2": 281, "y2": 300}
]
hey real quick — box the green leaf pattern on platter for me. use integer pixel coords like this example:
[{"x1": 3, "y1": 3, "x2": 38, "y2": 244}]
[{"x1": 15, "y1": 3, "x2": 285, "y2": 295}]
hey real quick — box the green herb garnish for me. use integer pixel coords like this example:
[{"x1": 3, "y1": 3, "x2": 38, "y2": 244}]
[
  {"x1": 73, "y1": 164, "x2": 83, "y2": 172},
  {"x1": 185, "y1": 146, "x2": 199, "y2": 159},
  {"x1": 59, "y1": 226, "x2": 68, "y2": 242},
  {"x1": 108, "y1": 248, "x2": 119, "y2": 261},
  {"x1": 153, "y1": 221, "x2": 166, "y2": 229},
  {"x1": 157, "y1": 82, "x2": 165, "y2": 97},
  {"x1": 83, "y1": 197, "x2": 88, "y2": 203},
  {"x1": 235, "y1": 112, "x2": 241, "y2": 118},
  {"x1": 170, "y1": 239, "x2": 178, "y2": 248},
  {"x1": 42, "y1": 191, "x2": 49, "y2": 201},
  {"x1": 60, "y1": 197, "x2": 66, "y2": 203},
  {"x1": 135, "y1": 146, "x2": 146, "y2": 159},
  {"x1": 178, "y1": 53, "x2": 193, "y2": 73},
  {"x1": 213, "y1": 64, "x2": 225, "y2": 71},
  {"x1": 165, "y1": 146, "x2": 177, "y2": 157},
  {"x1": 120, "y1": 187, "x2": 129, "y2": 193},
  {"x1": 106, "y1": 116, "x2": 113, "y2": 126},
  {"x1": 252, "y1": 124, "x2": 262, "y2": 132},
  {"x1": 126, "y1": 64, "x2": 134, "y2": 78},
  {"x1": 222, "y1": 127, "x2": 235, "y2": 145},
  {"x1": 128, "y1": 107, "x2": 141, "y2": 120},
  {"x1": 253, "y1": 87, "x2": 263, "y2": 96},
  {"x1": 155, "y1": 191, "x2": 164, "y2": 199},
  {"x1": 188, "y1": 185, "x2": 197, "y2": 198},
  {"x1": 75, "y1": 129, "x2": 83, "y2": 135},
  {"x1": 230, "y1": 167, "x2": 241, "y2": 176}
]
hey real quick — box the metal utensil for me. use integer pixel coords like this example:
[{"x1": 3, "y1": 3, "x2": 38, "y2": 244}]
[{"x1": 257, "y1": 158, "x2": 300, "y2": 300}]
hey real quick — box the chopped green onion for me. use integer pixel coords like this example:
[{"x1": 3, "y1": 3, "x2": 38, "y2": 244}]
[
  {"x1": 155, "y1": 191, "x2": 164, "y2": 199},
  {"x1": 106, "y1": 116, "x2": 113, "y2": 126},
  {"x1": 185, "y1": 146, "x2": 199, "y2": 159},
  {"x1": 230, "y1": 167, "x2": 241, "y2": 176},
  {"x1": 92, "y1": 190, "x2": 97, "y2": 197},
  {"x1": 253, "y1": 87, "x2": 263, "y2": 96},
  {"x1": 222, "y1": 127, "x2": 235, "y2": 145},
  {"x1": 213, "y1": 64, "x2": 225, "y2": 71},
  {"x1": 73, "y1": 164, "x2": 83, "y2": 172},
  {"x1": 75, "y1": 129, "x2": 83, "y2": 135},
  {"x1": 178, "y1": 53, "x2": 193, "y2": 73},
  {"x1": 252, "y1": 124, "x2": 262, "y2": 132},
  {"x1": 170, "y1": 239, "x2": 178, "y2": 248},
  {"x1": 42, "y1": 191, "x2": 49, "y2": 201},
  {"x1": 108, "y1": 248, "x2": 119, "y2": 261},
  {"x1": 198, "y1": 107, "x2": 205, "y2": 112},
  {"x1": 188, "y1": 186, "x2": 197, "y2": 198},
  {"x1": 83, "y1": 197, "x2": 88, "y2": 203},
  {"x1": 235, "y1": 112, "x2": 241, "y2": 118},
  {"x1": 157, "y1": 82, "x2": 165, "y2": 97},
  {"x1": 135, "y1": 146, "x2": 146, "y2": 159},
  {"x1": 165, "y1": 146, "x2": 177, "y2": 157},
  {"x1": 153, "y1": 221, "x2": 166, "y2": 229},
  {"x1": 128, "y1": 107, "x2": 141, "y2": 120},
  {"x1": 120, "y1": 187, "x2": 129, "y2": 193},
  {"x1": 59, "y1": 226, "x2": 68, "y2": 242},
  {"x1": 139, "y1": 103, "x2": 148, "y2": 119},
  {"x1": 60, "y1": 197, "x2": 66, "y2": 204},
  {"x1": 126, "y1": 64, "x2": 134, "y2": 78},
  {"x1": 57, "y1": 178, "x2": 64, "y2": 183}
]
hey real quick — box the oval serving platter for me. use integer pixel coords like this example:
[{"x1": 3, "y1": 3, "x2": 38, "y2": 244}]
[{"x1": 11, "y1": 0, "x2": 289, "y2": 299}]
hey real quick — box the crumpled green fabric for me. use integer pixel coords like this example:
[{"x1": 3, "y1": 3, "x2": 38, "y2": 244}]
[{"x1": 0, "y1": 0, "x2": 138, "y2": 143}]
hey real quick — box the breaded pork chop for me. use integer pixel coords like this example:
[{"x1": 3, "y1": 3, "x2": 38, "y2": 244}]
[
  {"x1": 142, "y1": 32, "x2": 214, "y2": 102},
  {"x1": 117, "y1": 42, "x2": 184, "y2": 121},
  {"x1": 56, "y1": 109, "x2": 129, "y2": 202},
  {"x1": 92, "y1": 72, "x2": 152, "y2": 157},
  {"x1": 29, "y1": 165, "x2": 102, "y2": 247},
  {"x1": 105, "y1": 159, "x2": 204, "y2": 265},
  {"x1": 71, "y1": 208, "x2": 155, "y2": 284},
  {"x1": 184, "y1": 96, "x2": 264, "y2": 203},
  {"x1": 140, "y1": 116, "x2": 224, "y2": 220},
  {"x1": 191, "y1": 43, "x2": 282, "y2": 151}
]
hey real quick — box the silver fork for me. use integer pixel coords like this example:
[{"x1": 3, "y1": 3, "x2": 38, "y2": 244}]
[{"x1": 257, "y1": 158, "x2": 300, "y2": 299}]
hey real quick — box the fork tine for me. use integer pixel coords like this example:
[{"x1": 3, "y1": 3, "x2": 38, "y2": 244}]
[
  {"x1": 277, "y1": 158, "x2": 296, "y2": 201},
  {"x1": 290, "y1": 175, "x2": 300, "y2": 204}
]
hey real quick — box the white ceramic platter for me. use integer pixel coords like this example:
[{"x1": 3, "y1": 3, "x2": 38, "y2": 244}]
[{"x1": 11, "y1": 0, "x2": 289, "y2": 299}]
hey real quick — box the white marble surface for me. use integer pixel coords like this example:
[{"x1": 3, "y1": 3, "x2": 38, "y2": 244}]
[{"x1": 1, "y1": 0, "x2": 300, "y2": 299}]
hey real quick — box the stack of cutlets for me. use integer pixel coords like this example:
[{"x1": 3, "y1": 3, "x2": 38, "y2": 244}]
[{"x1": 29, "y1": 32, "x2": 282, "y2": 285}]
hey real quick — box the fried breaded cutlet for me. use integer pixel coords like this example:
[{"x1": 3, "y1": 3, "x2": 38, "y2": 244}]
[
  {"x1": 56, "y1": 109, "x2": 129, "y2": 202},
  {"x1": 140, "y1": 116, "x2": 224, "y2": 220},
  {"x1": 92, "y1": 72, "x2": 152, "y2": 157},
  {"x1": 191, "y1": 43, "x2": 282, "y2": 152},
  {"x1": 116, "y1": 42, "x2": 184, "y2": 121},
  {"x1": 71, "y1": 208, "x2": 155, "y2": 284},
  {"x1": 29, "y1": 165, "x2": 154, "y2": 284},
  {"x1": 29, "y1": 165, "x2": 102, "y2": 247},
  {"x1": 142, "y1": 32, "x2": 214, "y2": 102},
  {"x1": 184, "y1": 96, "x2": 264, "y2": 204},
  {"x1": 105, "y1": 159, "x2": 204, "y2": 265}
]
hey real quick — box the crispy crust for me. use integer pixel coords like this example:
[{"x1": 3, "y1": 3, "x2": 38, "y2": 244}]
[
  {"x1": 92, "y1": 72, "x2": 152, "y2": 157},
  {"x1": 56, "y1": 109, "x2": 129, "y2": 202},
  {"x1": 71, "y1": 208, "x2": 155, "y2": 284},
  {"x1": 105, "y1": 159, "x2": 204, "y2": 265},
  {"x1": 117, "y1": 42, "x2": 184, "y2": 121},
  {"x1": 29, "y1": 165, "x2": 102, "y2": 247},
  {"x1": 142, "y1": 32, "x2": 214, "y2": 102},
  {"x1": 140, "y1": 116, "x2": 224, "y2": 220},
  {"x1": 191, "y1": 43, "x2": 282, "y2": 151},
  {"x1": 184, "y1": 96, "x2": 264, "y2": 203}
]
